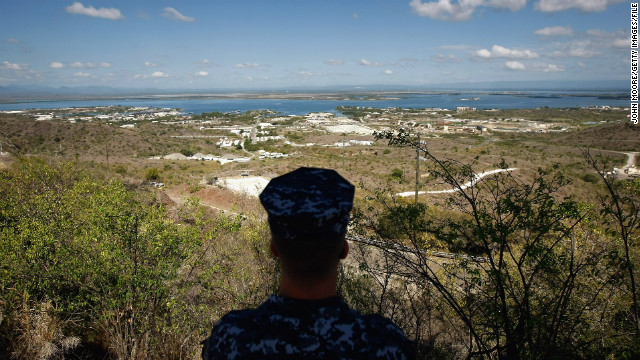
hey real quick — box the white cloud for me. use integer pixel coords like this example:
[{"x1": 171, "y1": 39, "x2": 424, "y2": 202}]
[
  {"x1": 383, "y1": 69, "x2": 394, "y2": 74},
  {"x1": 587, "y1": 29, "x2": 631, "y2": 49},
  {"x1": 199, "y1": 59, "x2": 211, "y2": 64},
  {"x1": 0, "y1": 61, "x2": 28, "y2": 71},
  {"x1": 410, "y1": 0, "x2": 526, "y2": 21},
  {"x1": 505, "y1": 61, "x2": 525, "y2": 70},
  {"x1": 70, "y1": 61, "x2": 97, "y2": 69},
  {"x1": 74, "y1": 72, "x2": 91, "y2": 77},
  {"x1": 6, "y1": 38, "x2": 20, "y2": 44},
  {"x1": 360, "y1": 58, "x2": 382, "y2": 67},
  {"x1": 48, "y1": 61, "x2": 110, "y2": 69},
  {"x1": 473, "y1": 45, "x2": 539, "y2": 59},
  {"x1": 535, "y1": 0, "x2": 625, "y2": 12},
  {"x1": 535, "y1": 26, "x2": 573, "y2": 37},
  {"x1": 541, "y1": 64, "x2": 564, "y2": 72},
  {"x1": 549, "y1": 41, "x2": 601, "y2": 58},
  {"x1": 161, "y1": 7, "x2": 195, "y2": 22},
  {"x1": 144, "y1": 62, "x2": 158, "y2": 67},
  {"x1": 298, "y1": 71, "x2": 315, "y2": 79},
  {"x1": 196, "y1": 71, "x2": 209, "y2": 77},
  {"x1": 325, "y1": 59, "x2": 345, "y2": 66},
  {"x1": 613, "y1": 37, "x2": 630, "y2": 49},
  {"x1": 474, "y1": 49, "x2": 493, "y2": 58},
  {"x1": 65, "y1": 2, "x2": 124, "y2": 20},
  {"x1": 152, "y1": 71, "x2": 168, "y2": 78},
  {"x1": 235, "y1": 63, "x2": 260, "y2": 68}
]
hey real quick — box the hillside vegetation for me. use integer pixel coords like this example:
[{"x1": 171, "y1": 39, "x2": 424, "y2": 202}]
[{"x1": 0, "y1": 108, "x2": 638, "y2": 359}]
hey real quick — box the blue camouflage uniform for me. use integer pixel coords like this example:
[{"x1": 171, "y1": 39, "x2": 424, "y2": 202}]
[
  {"x1": 202, "y1": 294, "x2": 414, "y2": 359},
  {"x1": 201, "y1": 167, "x2": 414, "y2": 359}
]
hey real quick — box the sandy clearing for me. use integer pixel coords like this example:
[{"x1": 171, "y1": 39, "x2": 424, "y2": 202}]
[{"x1": 221, "y1": 176, "x2": 270, "y2": 197}]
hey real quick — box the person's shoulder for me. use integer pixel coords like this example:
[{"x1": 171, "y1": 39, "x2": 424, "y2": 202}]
[
  {"x1": 210, "y1": 307, "x2": 260, "y2": 333},
  {"x1": 355, "y1": 312, "x2": 408, "y2": 340},
  {"x1": 346, "y1": 308, "x2": 415, "y2": 359}
]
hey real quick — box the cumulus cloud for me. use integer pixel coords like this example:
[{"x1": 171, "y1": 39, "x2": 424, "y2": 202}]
[
  {"x1": 324, "y1": 59, "x2": 345, "y2": 66},
  {"x1": 65, "y1": 2, "x2": 124, "y2": 20},
  {"x1": 235, "y1": 63, "x2": 260, "y2": 68},
  {"x1": 549, "y1": 41, "x2": 601, "y2": 58},
  {"x1": 613, "y1": 37, "x2": 630, "y2": 49},
  {"x1": 473, "y1": 45, "x2": 539, "y2": 59},
  {"x1": 49, "y1": 61, "x2": 110, "y2": 69},
  {"x1": 161, "y1": 7, "x2": 195, "y2": 22},
  {"x1": 535, "y1": 26, "x2": 573, "y2": 37},
  {"x1": 505, "y1": 61, "x2": 525, "y2": 70},
  {"x1": 298, "y1": 71, "x2": 315, "y2": 79},
  {"x1": 135, "y1": 71, "x2": 169, "y2": 79},
  {"x1": 586, "y1": 29, "x2": 632, "y2": 49},
  {"x1": 360, "y1": 58, "x2": 382, "y2": 67},
  {"x1": 535, "y1": 0, "x2": 625, "y2": 12},
  {"x1": 196, "y1": 71, "x2": 209, "y2": 77},
  {"x1": 74, "y1": 71, "x2": 91, "y2": 77},
  {"x1": 541, "y1": 64, "x2": 564, "y2": 72},
  {"x1": 383, "y1": 69, "x2": 394, "y2": 74},
  {"x1": 0, "y1": 61, "x2": 29, "y2": 71},
  {"x1": 144, "y1": 61, "x2": 158, "y2": 67},
  {"x1": 410, "y1": 0, "x2": 526, "y2": 21},
  {"x1": 70, "y1": 61, "x2": 97, "y2": 69}
]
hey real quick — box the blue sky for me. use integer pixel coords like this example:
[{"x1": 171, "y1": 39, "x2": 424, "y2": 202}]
[{"x1": 0, "y1": 0, "x2": 630, "y2": 90}]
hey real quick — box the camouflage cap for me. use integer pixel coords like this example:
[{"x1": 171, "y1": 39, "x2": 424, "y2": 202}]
[{"x1": 259, "y1": 167, "x2": 355, "y2": 241}]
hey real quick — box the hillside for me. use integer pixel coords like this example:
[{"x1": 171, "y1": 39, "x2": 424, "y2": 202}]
[{"x1": 551, "y1": 122, "x2": 640, "y2": 152}]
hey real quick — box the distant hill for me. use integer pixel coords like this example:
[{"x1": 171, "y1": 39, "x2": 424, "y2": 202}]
[{"x1": 552, "y1": 122, "x2": 640, "y2": 152}]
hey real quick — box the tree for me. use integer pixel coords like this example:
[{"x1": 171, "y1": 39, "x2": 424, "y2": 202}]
[
  {"x1": 346, "y1": 130, "x2": 629, "y2": 359},
  {"x1": 583, "y1": 149, "x2": 640, "y2": 340}
]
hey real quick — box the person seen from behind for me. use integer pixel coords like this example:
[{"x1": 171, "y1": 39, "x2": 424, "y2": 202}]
[{"x1": 202, "y1": 167, "x2": 414, "y2": 359}]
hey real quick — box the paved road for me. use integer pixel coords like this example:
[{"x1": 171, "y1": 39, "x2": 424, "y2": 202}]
[
  {"x1": 623, "y1": 152, "x2": 638, "y2": 168},
  {"x1": 396, "y1": 168, "x2": 518, "y2": 197}
]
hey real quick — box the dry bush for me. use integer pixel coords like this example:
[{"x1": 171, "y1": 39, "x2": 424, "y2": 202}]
[{"x1": 8, "y1": 300, "x2": 80, "y2": 360}]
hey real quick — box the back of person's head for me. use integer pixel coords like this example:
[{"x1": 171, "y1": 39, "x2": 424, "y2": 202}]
[{"x1": 259, "y1": 167, "x2": 355, "y2": 277}]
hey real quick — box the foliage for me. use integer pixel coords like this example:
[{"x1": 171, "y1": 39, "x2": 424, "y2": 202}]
[
  {"x1": 344, "y1": 130, "x2": 640, "y2": 359},
  {"x1": 0, "y1": 158, "x2": 276, "y2": 359},
  {"x1": 180, "y1": 148, "x2": 194, "y2": 157},
  {"x1": 583, "y1": 149, "x2": 640, "y2": 340},
  {"x1": 145, "y1": 167, "x2": 160, "y2": 181},
  {"x1": 390, "y1": 168, "x2": 404, "y2": 181}
]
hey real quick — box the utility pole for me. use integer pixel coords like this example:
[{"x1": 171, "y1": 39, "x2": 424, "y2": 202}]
[
  {"x1": 342, "y1": 133, "x2": 346, "y2": 171},
  {"x1": 415, "y1": 133, "x2": 420, "y2": 204}
]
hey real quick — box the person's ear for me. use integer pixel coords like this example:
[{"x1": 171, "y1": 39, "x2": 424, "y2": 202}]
[
  {"x1": 269, "y1": 240, "x2": 279, "y2": 258},
  {"x1": 339, "y1": 240, "x2": 349, "y2": 259}
]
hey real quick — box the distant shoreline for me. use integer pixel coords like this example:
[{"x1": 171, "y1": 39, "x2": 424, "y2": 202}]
[{"x1": 0, "y1": 89, "x2": 629, "y2": 104}]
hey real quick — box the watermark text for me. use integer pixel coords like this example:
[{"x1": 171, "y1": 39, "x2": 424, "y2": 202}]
[{"x1": 632, "y1": 3, "x2": 639, "y2": 124}]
